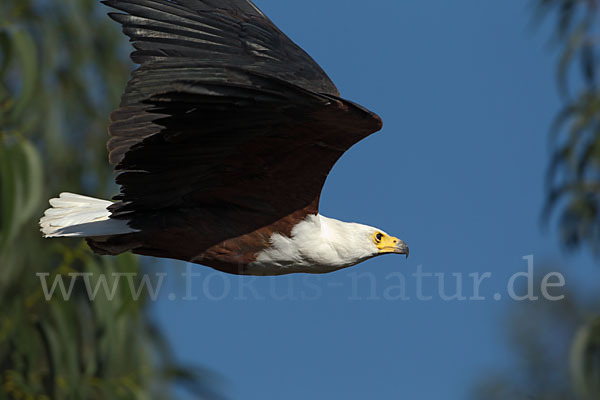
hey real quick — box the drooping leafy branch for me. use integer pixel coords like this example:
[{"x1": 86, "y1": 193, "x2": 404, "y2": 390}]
[{"x1": 543, "y1": 0, "x2": 600, "y2": 253}]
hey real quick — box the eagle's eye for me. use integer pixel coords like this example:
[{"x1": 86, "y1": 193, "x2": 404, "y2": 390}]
[{"x1": 375, "y1": 233, "x2": 383, "y2": 242}]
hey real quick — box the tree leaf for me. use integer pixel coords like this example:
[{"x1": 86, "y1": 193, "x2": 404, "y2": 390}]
[{"x1": 571, "y1": 318, "x2": 600, "y2": 400}]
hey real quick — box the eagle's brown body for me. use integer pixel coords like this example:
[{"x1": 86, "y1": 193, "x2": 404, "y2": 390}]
[{"x1": 88, "y1": 200, "x2": 319, "y2": 275}]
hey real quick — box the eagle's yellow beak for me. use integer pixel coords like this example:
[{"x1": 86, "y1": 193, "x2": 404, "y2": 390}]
[
  {"x1": 393, "y1": 240, "x2": 410, "y2": 258},
  {"x1": 373, "y1": 232, "x2": 409, "y2": 258}
]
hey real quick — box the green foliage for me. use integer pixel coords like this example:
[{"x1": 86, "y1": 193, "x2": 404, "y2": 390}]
[
  {"x1": 470, "y1": 274, "x2": 598, "y2": 400},
  {"x1": 539, "y1": 1, "x2": 600, "y2": 397},
  {"x1": 541, "y1": 0, "x2": 600, "y2": 253},
  {"x1": 475, "y1": 3, "x2": 600, "y2": 399},
  {"x1": 571, "y1": 317, "x2": 600, "y2": 400},
  {"x1": 0, "y1": 1, "x2": 219, "y2": 398}
]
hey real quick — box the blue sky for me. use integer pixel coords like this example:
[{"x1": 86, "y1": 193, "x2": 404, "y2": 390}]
[{"x1": 151, "y1": 1, "x2": 600, "y2": 399}]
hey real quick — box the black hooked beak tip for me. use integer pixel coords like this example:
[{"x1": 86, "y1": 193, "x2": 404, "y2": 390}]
[{"x1": 395, "y1": 240, "x2": 409, "y2": 259}]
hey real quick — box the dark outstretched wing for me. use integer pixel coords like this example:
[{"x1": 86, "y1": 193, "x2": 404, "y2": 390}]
[
  {"x1": 104, "y1": 0, "x2": 339, "y2": 104},
  {"x1": 103, "y1": 0, "x2": 382, "y2": 224}
]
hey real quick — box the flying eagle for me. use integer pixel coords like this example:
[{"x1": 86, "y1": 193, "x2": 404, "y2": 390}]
[{"x1": 39, "y1": 0, "x2": 409, "y2": 275}]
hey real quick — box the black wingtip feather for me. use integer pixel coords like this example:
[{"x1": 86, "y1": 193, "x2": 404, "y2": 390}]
[{"x1": 107, "y1": 12, "x2": 129, "y2": 24}]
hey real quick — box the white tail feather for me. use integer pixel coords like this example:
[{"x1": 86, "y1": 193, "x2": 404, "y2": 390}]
[{"x1": 40, "y1": 193, "x2": 137, "y2": 238}]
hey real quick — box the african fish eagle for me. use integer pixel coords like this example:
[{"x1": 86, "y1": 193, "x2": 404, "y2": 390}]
[{"x1": 39, "y1": 0, "x2": 409, "y2": 275}]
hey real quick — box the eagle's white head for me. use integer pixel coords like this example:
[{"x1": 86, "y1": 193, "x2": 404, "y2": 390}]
[{"x1": 248, "y1": 214, "x2": 409, "y2": 275}]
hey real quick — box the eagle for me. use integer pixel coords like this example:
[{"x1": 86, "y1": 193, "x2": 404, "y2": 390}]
[{"x1": 39, "y1": 0, "x2": 409, "y2": 275}]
